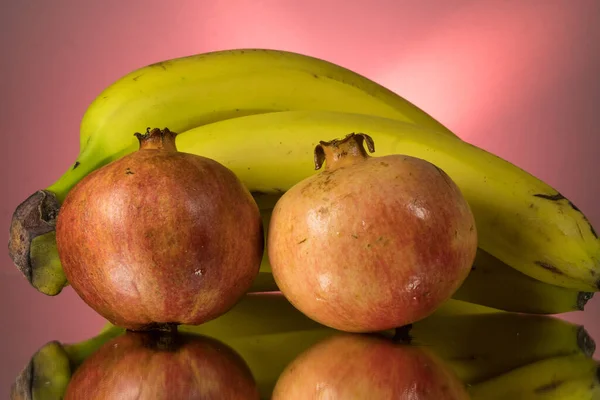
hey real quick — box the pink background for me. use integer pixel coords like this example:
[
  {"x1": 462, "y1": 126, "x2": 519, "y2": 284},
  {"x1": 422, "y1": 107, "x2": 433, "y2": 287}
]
[{"x1": 1, "y1": 0, "x2": 599, "y2": 393}]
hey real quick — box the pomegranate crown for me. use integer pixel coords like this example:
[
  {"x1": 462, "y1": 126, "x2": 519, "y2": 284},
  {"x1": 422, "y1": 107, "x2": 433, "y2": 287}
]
[{"x1": 314, "y1": 132, "x2": 375, "y2": 170}]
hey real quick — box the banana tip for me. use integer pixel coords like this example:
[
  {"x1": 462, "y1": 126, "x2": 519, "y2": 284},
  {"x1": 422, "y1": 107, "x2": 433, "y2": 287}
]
[
  {"x1": 577, "y1": 292, "x2": 595, "y2": 311},
  {"x1": 577, "y1": 326, "x2": 596, "y2": 357}
]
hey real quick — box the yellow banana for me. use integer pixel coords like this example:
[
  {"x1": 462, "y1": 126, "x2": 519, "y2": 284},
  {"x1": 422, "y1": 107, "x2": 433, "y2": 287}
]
[
  {"x1": 53, "y1": 49, "x2": 454, "y2": 201},
  {"x1": 9, "y1": 48, "x2": 455, "y2": 296},
  {"x1": 410, "y1": 299, "x2": 596, "y2": 384},
  {"x1": 172, "y1": 110, "x2": 600, "y2": 291},
  {"x1": 453, "y1": 248, "x2": 594, "y2": 314},
  {"x1": 468, "y1": 354, "x2": 600, "y2": 400}
]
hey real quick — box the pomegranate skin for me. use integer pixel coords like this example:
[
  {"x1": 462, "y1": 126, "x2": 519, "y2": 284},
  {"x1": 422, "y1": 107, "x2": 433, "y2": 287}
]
[
  {"x1": 268, "y1": 133, "x2": 477, "y2": 332},
  {"x1": 272, "y1": 333, "x2": 469, "y2": 400},
  {"x1": 56, "y1": 128, "x2": 263, "y2": 331},
  {"x1": 64, "y1": 331, "x2": 261, "y2": 400}
]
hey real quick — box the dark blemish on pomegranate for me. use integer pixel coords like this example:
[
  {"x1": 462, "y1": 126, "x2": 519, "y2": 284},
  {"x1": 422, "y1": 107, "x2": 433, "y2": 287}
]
[
  {"x1": 380, "y1": 162, "x2": 389, "y2": 167},
  {"x1": 469, "y1": 225, "x2": 474, "y2": 232},
  {"x1": 298, "y1": 238, "x2": 307, "y2": 244},
  {"x1": 534, "y1": 261, "x2": 564, "y2": 276},
  {"x1": 534, "y1": 380, "x2": 564, "y2": 394},
  {"x1": 366, "y1": 243, "x2": 372, "y2": 248},
  {"x1": 313, "y1": 74, "x2": 319, "y2": 79},
  {"x1": 125, "y1": 168, "x2": 134, "y2": 175},
  {"x1": 434, "y1": 166, "x2": 453, "y2": 189},
  {"x1": 454, "y1": 230, "x2": 458, "y2": 238},
  {"x1": 235, "y1": 108, "x2": 240, "y2": 112},
  {"x1": 352, "y1": 234, "x2": 358, "y2": 239},
  {"x1": 247, "y1": 167, "x2": 251, "y2": 170},
  {"x1": 73, "y1": 161, "x2": 80, "y2": 170},
  {"x1": 132, "y1": 74, "x2": 143, "y2": 81},
  {"x1": 529, "y1": 203, "x2": 535, "y2": 208},
  {"x1": 318, "y1": 207, "x2": 329, "y2": 215}
]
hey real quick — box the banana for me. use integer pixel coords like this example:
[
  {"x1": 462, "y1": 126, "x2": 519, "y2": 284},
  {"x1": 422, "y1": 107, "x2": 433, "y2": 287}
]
[
  {"x1": 55, "y1": 49, "x2": 454, "y2": 201},
  {"x1": 409, "y1": 298, "x2": 596, "y2": 384},
  {"x1": 169, "y1": 110, "x2": 600, "y2": 291},
  {"x1": 468, "y1": 354, "x2": 600, "y2": 400},
  {"x1": 9, "y1": 48, "x2": 454, "y2": 295},
  {"x1": 13, "y1": 295, "x2": 595, "y2": 399},
  {"x1": 453, "y1": 248, "x2": 595, "y2": 314}
]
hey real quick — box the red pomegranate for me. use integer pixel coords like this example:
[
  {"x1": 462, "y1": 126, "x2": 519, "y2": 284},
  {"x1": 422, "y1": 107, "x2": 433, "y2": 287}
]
[
  {"x1": 65, "y1": 330, "x2": 260, "y2": 400},
  {"x1": 56, "y1": 128, "x2": 263, "y2": 331},
  {"x1": 267, "y1": 133, "x2": 477, "y2": 332},
  {"x1": 272, "y1": 333, "x2": 469, "y2": 400}
]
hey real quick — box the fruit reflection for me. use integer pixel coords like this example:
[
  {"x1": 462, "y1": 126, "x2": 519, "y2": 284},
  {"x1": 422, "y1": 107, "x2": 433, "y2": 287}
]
[
  {"x1": 64, "y1": 329, "x2": 260, "y2": 400},
  {"x1": 272, "y1": 332, "x2": 469, "y2": 400}
]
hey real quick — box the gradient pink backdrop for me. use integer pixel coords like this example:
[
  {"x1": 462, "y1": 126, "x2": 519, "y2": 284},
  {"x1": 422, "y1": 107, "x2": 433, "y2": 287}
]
[{"x1": 1, "y1": 0, "x2": 599, "y2": 393}]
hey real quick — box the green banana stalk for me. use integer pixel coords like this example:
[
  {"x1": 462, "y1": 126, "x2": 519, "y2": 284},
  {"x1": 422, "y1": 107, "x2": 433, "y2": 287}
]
[
  {"x1": 11, "y1": 295, "x2": 595, "y2": 399},
  {"x1": 9, "y1": 48, "x2": 454, "y2": 296}
]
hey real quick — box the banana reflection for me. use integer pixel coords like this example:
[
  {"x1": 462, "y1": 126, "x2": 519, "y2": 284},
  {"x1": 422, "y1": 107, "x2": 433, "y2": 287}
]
[{"x1": 11, "y1": 294, "x2": 599, "y2": 400}]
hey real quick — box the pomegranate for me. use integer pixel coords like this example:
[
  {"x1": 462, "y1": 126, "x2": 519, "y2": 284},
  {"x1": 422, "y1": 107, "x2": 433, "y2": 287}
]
[
  {"x1": 56, "y1": 128, "x2": 263, "y2": 331},
  {"x1": 65, "y1": 330, "x2": 260, "y2": 400},
  {"x1": 272, "y1": 333, "x2": 469, "y2": 400},
  {"x1": 268, "y1": 133, "x2": 477, "y2": 332}
]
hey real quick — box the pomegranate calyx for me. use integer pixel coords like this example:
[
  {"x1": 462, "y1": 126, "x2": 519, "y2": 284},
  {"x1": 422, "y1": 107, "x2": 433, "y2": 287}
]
[
  {"x1": 313, "y1": 132, "x2": 375, "y2": 171},
  {"x1": 134, "y1": 127, "x2": 178, "y2": 151}
]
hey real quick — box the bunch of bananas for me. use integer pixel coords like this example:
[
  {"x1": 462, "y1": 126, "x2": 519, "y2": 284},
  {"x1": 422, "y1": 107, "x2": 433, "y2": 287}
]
[
  {"x1": 11, "y1": 293, "x2": 599, "y2": 399},
  {"x1": 9, "y1": 48, "x2": 599, "y2": 309},
  {"x1": 8, "y1": 48, "x2": 600, "y2": 398}
]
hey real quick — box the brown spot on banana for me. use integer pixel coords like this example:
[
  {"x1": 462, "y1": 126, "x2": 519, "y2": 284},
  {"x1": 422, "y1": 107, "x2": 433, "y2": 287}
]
[
  {"x1": 534, "y1": 192, "x2": 599, "y2": 239},
  {"x1": 534, "y1": 261, "x2": 565, "y2": 276},
  {"x1": 534, "y1": 380, "x2": 564, "y2": 394}
]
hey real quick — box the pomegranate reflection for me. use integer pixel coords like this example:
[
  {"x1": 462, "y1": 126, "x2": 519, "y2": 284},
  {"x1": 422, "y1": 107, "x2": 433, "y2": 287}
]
[
  {"x1": 272, "y1": 333, "x2": 469, "y2": 400},
  {"x1": 64, "y1": 330, "x2": 260, "y2": 400}
]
